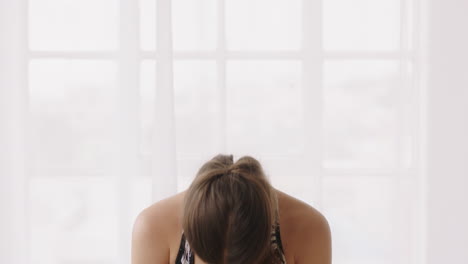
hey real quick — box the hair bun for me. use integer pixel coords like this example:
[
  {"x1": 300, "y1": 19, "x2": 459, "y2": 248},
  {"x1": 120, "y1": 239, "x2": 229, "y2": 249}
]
[
  {"x1": 228, "y1": 155, "x2": 264, "y2": 177},
  {"x1": 183, "y1": 154, "x2": 280, "y2": 264}
]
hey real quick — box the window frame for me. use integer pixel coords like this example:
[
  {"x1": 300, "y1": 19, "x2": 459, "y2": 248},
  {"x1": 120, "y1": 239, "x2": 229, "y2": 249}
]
[{"x1": 24, "y1": 0, "x2": 426, "y2": 263}]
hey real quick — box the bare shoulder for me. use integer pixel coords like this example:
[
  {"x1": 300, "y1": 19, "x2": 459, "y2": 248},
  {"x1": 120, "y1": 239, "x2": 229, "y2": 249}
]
[
  {"x1": 276, "y1": 190, "x2": 332, "y2": 264},
  {"x1": 131, "y1": 193, "x2": 184, "y2": 264}
]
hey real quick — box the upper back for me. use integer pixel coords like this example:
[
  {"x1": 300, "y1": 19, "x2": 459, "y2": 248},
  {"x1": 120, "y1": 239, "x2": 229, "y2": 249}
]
[{"x1": 131, "y1": 189, "x2": 331, "y2": 264}]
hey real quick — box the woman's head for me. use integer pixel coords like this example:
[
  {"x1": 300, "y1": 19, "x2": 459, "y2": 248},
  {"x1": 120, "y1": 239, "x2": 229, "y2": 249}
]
[{"x1": 182, "y1": 154, "x2": 280, "y2": 264}]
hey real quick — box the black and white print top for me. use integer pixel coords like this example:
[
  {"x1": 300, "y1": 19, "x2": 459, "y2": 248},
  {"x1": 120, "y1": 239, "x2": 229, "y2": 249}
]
[{"x1": 174, "y1": 221, "x2": 287, "y2": 264}]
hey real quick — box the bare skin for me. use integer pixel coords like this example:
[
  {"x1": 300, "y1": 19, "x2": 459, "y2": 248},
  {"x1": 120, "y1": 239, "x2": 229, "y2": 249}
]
[{"x1": 131, "y1": 189, "x2": 332, "y2": 264}]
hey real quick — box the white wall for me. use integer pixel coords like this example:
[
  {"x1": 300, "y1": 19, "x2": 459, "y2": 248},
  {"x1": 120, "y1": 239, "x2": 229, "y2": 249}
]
[
  {"x1": 426, "y1": 0, "x2": 468, "y2": 263},
  {"x1": 0, "y1": 0, "x2": 28, "y2": 263}
]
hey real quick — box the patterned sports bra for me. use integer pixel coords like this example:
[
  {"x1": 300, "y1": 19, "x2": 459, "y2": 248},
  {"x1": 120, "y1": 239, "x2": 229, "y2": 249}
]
[{"x1": 175, "y1": 221, "x2": 287, "y2": 264}]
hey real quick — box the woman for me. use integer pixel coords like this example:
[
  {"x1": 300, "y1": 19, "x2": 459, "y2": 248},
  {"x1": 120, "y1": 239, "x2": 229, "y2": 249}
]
[{"x1": 132, "y1": 154, "x2": 331, "y2": 264}]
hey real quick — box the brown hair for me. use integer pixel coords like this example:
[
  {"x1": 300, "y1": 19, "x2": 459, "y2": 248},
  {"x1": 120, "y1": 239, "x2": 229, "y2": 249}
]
[{"x1": 182, "y1": 154, "x2": 280, "y2": 264}]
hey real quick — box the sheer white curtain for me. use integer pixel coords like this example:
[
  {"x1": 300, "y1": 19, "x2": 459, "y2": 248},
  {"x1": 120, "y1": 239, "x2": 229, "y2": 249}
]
[{"x1": 1, "y1": 0, "x2": 468, "y2": 263}]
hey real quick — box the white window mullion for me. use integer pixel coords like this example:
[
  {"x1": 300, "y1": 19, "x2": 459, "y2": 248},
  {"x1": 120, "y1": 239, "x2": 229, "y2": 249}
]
[
  {"x1": 324, "y1": 168, "x2": 403, "y2": 177},
  {"x1": 324, "y1": 51, "x2": 413, "y2": 60},
  {"x1": 411, "y1": 0, "x2": 428, "y2": 263},
  {"x1": 302, "y1": 0, "x2": 324, "y2": 208},
  {"x1": 152, "y1": 0, "x2": 178, "y2": 201},
  {"x1": 217, "y1": 0, "x2": 227, "y2": 153},
  {"x1": 117, "y1": 0, "x2": 140, "y2": 263},
  {"x1": 413, "y1": 0, "x2": 429, "y2": 263},
  {"x1": 397, "y1": 0, "x2": 411, "y2": 172},
  {"x1": 394, "y1": 0, "x2": 414, "y2": 263},
  {"x1": 28, "y1": 51, "x2": 118, "y2": 59},
  {"x1": 141, "y1": 50, "x2": 414, "y2": 61}
]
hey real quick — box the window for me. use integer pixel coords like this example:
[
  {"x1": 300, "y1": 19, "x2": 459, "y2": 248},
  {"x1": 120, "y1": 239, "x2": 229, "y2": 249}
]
[{"x1": 25, "y1": 0, "x2": 424, "y2": 263}]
